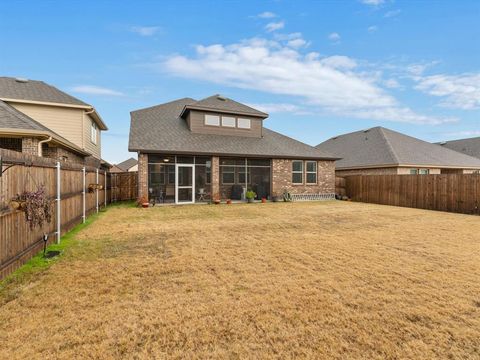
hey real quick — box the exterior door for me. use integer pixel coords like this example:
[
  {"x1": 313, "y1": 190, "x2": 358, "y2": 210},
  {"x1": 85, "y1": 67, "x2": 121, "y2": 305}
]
[{"x1": 175, "y1": 164, "x2": 195, "y2": 204}]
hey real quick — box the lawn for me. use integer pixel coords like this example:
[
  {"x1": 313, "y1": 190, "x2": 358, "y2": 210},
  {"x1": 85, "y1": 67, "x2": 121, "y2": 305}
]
[{"x1": 0, "y1": 201, "x2": 479, "y2": 359}]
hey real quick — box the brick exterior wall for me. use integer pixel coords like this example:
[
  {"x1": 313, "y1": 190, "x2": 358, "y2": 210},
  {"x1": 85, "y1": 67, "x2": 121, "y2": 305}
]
[
  {"x1": 21, "y1": 137, "x2": 40, "y2": 155},
  {"x1": 272, "y1": 159, "x2": 335, "y2": 196},
  {"x1": 0, "y1": 137, "x2": 22, "y2": 152},
  {"x1": 138, "y1": 153, "x2": 148, "y2": 200},
  {"x1": 41, "y1": 143, "x2": 86, "y2": 164}
]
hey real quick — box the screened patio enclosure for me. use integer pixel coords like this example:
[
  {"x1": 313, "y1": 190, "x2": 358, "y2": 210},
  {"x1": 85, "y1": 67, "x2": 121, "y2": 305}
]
[
  {"x1": 147, "y1": 155, "x2": 272, "y2": 204},
  {"x1": 219, "y1": 158, "x2": 271, "y2": 200},
  {"x1": 148, "y1": 155, "x2": 211, "y2": 204}
]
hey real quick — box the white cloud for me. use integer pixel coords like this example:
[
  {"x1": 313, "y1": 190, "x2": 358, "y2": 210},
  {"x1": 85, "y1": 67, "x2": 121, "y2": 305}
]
[
  {"x1": 130, "y1": 26, "x2": 160, "y2": 36},
  {"x1": 384, "y1": 78, "x2": 401, "y2": 89},
  {"x1": 247, "y1": 103, "x2": 309, "y2": 115},
  {"x1": 70, "y1": 85, "x2": 124, "y2": 96},
  {"x1": 360, "y1": 0, "x2": 385, "y2": 5},
  {"x1": 384, "y1": 9, "x2": 401, "y2": 18},
  {"x1": 159, "y1": 38, "x2": 452, "y2": 125},
  {"x1": 368, "y1": 25, "x2": 378, "y2": 33},
  {"x1": 443, "y1": 130, "x2": 480, "y2": 138},
  {"x1": 265, "y1": 21, "x2": 285, "y2": 32},
  {"x1": 287, "y1": 38, "x2": 309, "y2": 48},
  {"x1": 257, "y1": 11, "x2": 276, "y2": 19},
  {"x1": 328, "y1": 32, "x2": 341, "y2": 42},
  {"x1": 415, "y1": 73, "x2": 480, "y2": 109}
]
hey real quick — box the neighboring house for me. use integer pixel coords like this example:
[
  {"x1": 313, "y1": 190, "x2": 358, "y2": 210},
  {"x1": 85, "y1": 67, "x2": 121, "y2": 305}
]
[
  {"x1": 0, "y1": 77, "x2": 108, "y2": 166},
  {"x1": 316, "y1": 127, "x2": 480, "y2": 176},
  {"x1": 129, "y1": 95, "x2": 337, "y2": 204},
  {"x1": 436, "y1": 137, "x2": 480, "y2": 160},
  {"x1": 111, "y1": 157, "x2": 138, "y2": 173}
]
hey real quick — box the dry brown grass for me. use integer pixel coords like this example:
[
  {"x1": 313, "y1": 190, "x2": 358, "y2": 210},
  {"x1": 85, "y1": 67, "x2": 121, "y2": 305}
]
[{"x1": 0, "y1": 201, "x2": 479, "y2": 359}]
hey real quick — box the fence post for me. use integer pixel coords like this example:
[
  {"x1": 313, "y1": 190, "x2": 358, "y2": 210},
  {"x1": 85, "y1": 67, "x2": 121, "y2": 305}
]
[
  {"x1": 82, "y1": 167, "x2": 86, "y2": 223},
  {"x1": 96, "y1": 168, "x2": 99, "y2": 213},
  {"x1": 56, "y1": 161, "x2": 61, "y2": 244},
  {"x1": 104, "y1": 170, "x2": 107, "y2": 207}
]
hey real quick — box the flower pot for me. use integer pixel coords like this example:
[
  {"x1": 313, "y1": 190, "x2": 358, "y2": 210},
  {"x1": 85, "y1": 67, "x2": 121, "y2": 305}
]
[
  {"x1": 226, "y1": 199, "x2": 232, "y2": 205},
  {"x1": 214, "y1": 199, "x2": 221, "y2": 205},
  {"x1": 247, "y1": 198, "x2": 254, "y2": 203},
  {"x1": 142, "y1": 202, "x2": 149, "y2": 208},
  {"x1": 261, "y1": 198, "x2": 267, "y2": 203}
]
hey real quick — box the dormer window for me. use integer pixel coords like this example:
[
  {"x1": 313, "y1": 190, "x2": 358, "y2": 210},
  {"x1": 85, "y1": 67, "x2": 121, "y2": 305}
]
[
  {"x1": 237, "y1": 118, "x2": 251, "y2": 129},
  {"x1": 221, "y1": 116, "x2": 236, "y2": 127},
  {"x1": 204, "y1": 114, "x2": 220, "y2": 126}
]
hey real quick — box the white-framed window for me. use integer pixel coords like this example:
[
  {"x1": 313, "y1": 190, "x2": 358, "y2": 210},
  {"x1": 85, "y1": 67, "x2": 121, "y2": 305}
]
[
  {"x1": 90, "y1": 121, "x2": 97, "y2": 144},
  {"x1": 237, "y1": 118, "x2": 251, "y2": 129},
  {"x1": 410, "y1": 169, "x2": 419, "y2": 174},
  {"x1": 222, "y1": 116, "x2": 236, "y2": 127},
  {"x1": 306, "y1": 161, "x2": 317, "y2": 184},
  {"x1": 292, "y1": 160, "x2": 303, "y2": 184},
  {"x1": 419, "y1": 169, "x2": 429, "y2": 175},
  {"x1": 205, "y1": 114, "x2": 220, "y2": 126}
]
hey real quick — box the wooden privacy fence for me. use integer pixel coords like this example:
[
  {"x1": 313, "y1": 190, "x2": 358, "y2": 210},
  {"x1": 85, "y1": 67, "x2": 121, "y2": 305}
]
[
  {"x1": 110, "y1": 172, "x2": 138, "y2": 201},
  {"x1": 335, "y1": 176, "x2": 346, "y2": 198},
  {"x1": 0, "y1": 149, "x2": 109, "y2": 279},
  {"x1": 344, "y1": 174, "x2": 480, "y2": 215}
]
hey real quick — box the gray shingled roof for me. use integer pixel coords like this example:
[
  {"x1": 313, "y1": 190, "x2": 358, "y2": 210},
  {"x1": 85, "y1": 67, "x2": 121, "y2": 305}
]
[
  {"x1": 0, "y1": 77, "x2": 88, "y2": 106},
  {"x1": 316, "y1": 127, "x2": 480, "y2": 169},
  {"x1": 436, "y1": 137, "x2": 480, "y2": 160},
  {"x1": 0, "y1": 100, "x2": 87, "y2": 155},
  {"x1": 181, "y1": 95, "x2": 268, "y2": 118},
  {"x1": 129, "y1": 97, "x2": 336, "y2": 160},
  {"x1": 116, "y1": 157, "x2": 138, "y2": 171}
]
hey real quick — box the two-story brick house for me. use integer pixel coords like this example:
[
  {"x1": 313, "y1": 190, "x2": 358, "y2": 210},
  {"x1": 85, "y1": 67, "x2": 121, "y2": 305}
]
[
  {"x1": 0, "y1": 77, "x2": 107, "y2": 165},
  {"x1": 129, "y1": 95, "x2": 337, "y2": 203}
]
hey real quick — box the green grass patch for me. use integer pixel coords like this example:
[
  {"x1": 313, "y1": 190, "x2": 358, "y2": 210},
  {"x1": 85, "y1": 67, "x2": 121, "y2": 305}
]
[{"x1": 0, "y1": 202, "x2": 133, "y2": 302}]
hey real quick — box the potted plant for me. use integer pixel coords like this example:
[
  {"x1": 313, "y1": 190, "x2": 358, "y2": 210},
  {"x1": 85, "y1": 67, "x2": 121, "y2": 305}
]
[
  {"x1": 214, "y1": 199, "x2": 221, "y2": 205},
  {"x1": 261, "y1": 197, "x2": 267, "y2": 203},
  {"x1": 226, "y1": 199, "x2": 232, "y2": 205},
  {"x1": 10, "y1": 185, "x2": 53, "y2": 230},
  {"x1": 137, "y1": 195, "x2": 149, "y2": 208},
  {"x1": 245, "y1": 190, "x2": 256, "y2": 203},
  {"x1": 196, "y1": 174, "x2": 205, "y2": 195}
]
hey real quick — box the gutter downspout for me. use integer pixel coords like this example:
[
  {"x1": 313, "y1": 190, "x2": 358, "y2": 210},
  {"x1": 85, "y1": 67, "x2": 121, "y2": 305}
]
[{"x1": 37, "y1": 136, "x2": 52, "y2": 157}]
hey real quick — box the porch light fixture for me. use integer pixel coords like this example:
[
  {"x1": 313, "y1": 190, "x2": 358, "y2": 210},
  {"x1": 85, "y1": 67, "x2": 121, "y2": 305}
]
[{"x1": 164, "y1": 158, "x2": 170, "y2": 162}]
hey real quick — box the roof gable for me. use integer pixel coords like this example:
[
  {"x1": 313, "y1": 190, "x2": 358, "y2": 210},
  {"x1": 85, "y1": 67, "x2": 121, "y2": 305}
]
[
  {"x1": 0, "y1": 77, "x2": 88, "y2": 106},
  {"x1": 317, "y1": 127, "x2": 480, "y2": 169},
  {"x1": 116, "y1": 157, "x2": 138, "y2": 171},
  {"x1": 129, "y1": 97, "x2": 336, "y2": 160},
  {"x1": 180, "y1": 95, "x2": 268, "y2": 118}
]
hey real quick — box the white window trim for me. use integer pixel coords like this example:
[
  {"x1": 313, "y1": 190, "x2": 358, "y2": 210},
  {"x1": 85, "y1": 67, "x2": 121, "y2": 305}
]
[
  {"x1": 204, "y1": 114, "x2": 220, "y2": 126},
  {"x1": 221, "y1": 116, "x2": 236, "y2": 128},
  {"x1": 292, "y1": 160, "x2": 304, "y2": 185},
  {"x1": 237, "y1": 118, "x2": 251, "y2": 129},
  {"x1": 305, "y1": 161, "x2": 317, "y2": 185},
  {"x1": 90, "y1": 121, "x2": 97, "y2": 145}
]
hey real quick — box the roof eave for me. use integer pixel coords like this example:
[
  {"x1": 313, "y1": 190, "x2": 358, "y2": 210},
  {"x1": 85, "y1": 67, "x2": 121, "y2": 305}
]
[{"x1": 180, "y1": 105, "x2": 268, "y2": 119}]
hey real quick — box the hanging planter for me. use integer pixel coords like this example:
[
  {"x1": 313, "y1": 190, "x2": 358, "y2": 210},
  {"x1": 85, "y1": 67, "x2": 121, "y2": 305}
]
[{"x1": 10, "y1": 185, "x2": 53, "y2": 230}]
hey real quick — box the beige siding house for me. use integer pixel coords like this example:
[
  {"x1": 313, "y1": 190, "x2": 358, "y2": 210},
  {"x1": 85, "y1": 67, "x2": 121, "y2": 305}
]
[
  {"x1": 0, "y1": 77, "x2": 107, "y2": 165},
  {"x1": 129, "y1": 95, "x2": 337, "y2": 204},
  {"x1": 316, "y1": 127, "x2": 480, "y2": 176}
]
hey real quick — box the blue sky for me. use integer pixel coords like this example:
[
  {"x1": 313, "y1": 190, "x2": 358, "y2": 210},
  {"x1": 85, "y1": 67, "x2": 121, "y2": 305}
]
[{"x1": 1, "y1": 0, "x2": 479, "y2": 164}]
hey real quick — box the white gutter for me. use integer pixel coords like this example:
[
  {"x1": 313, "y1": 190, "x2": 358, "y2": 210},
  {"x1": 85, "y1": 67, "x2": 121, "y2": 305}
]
[{"x1": 37, "y1": 136, "x2": 52, "y2": 157}]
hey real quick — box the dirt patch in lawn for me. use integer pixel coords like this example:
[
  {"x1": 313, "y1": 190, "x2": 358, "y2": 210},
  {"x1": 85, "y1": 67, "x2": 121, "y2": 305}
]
[{"x1": 0, "y1": 201, "x2": 479, "y2": 359}]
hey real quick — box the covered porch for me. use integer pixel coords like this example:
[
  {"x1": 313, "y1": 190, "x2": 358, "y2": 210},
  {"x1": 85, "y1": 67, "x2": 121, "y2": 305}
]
[{"x1": 146, "y1": 154, "x2": 272, "y2": 205}]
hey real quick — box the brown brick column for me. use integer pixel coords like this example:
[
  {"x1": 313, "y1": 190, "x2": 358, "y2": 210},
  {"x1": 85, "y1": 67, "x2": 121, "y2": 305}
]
[
  {"x1": 211, "y1": 156, "x2": 220, "y2": 200},
  {"x1": 22, "y1": 137, "x2": 39, "y2": 156},
  {"x1": 138, "y1": 153, "x2": 148, "y2": 200}
]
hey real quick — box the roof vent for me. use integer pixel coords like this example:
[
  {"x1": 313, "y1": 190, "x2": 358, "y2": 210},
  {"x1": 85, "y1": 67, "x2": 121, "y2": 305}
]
[
  {"x1": 332, "y1": 136, "x2": 338, "y2": 140},
  {"x1": 15, "y1": 77, "x2": 29, "y2": 83},
  {"x1": 363, "y1": 129, "x2": 370, "y2": 133},
  {"x1": 217, "y1": 95, "x2": 227, "y2": 101},
  {"x1": 439, "y1": 141, "x2": 446, "y2": 145}
]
